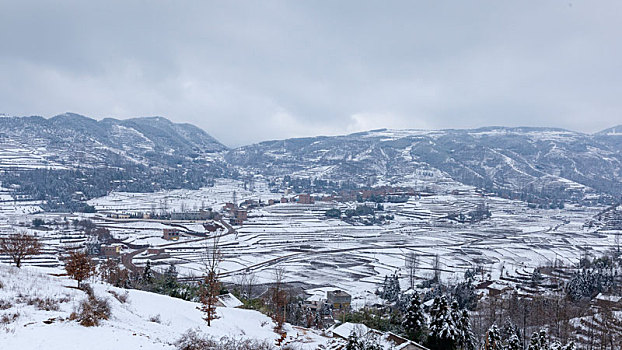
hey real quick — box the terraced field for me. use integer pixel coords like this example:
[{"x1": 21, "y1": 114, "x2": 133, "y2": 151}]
[{"x1": 1, "y1": 179, "x2": 617, "y2": 304}]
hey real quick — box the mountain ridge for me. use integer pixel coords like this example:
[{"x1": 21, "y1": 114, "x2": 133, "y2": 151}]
[{"x1": 1, "y1": 113, "x2": 621, "y2": 209}]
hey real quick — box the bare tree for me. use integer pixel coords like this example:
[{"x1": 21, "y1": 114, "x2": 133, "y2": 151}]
[
  {"x1": 270, "y1": 266, "x2": 288, "y2": 332},
  {"x1": 405, "y1": 251, "x2": 419, "y2": 290},
  {"x1": 65, "y1": 250, "x2": 95, "y2": 288},
  {"x1": 198, "y1": 236, "x2": 222, "y2": 326},
  {"x1": 234, "y1": 269, "x2": 257, "y2": 299},
  {"x1": 0, "y1": 231, "x2": 42, "y2": 268}
]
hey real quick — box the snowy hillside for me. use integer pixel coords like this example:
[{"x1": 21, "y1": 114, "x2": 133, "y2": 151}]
[
  {"x1": 227, "y1": 126, "x2": 622, "y2": 200},
  {"x1": 0, "y1": 264, "x2": 328, "y2": 349}
]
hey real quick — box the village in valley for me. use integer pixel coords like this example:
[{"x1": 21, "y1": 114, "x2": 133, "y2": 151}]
[{"x1": 1, "y1": 172, "x2": 621, "y2": 349}]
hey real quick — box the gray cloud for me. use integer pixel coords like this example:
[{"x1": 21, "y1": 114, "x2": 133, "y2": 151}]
[{"x1": 1, "y1": 1, "x2": 621, "y2": 146}]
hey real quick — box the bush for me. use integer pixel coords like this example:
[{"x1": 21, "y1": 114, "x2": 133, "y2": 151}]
[
  {"x1": 108, "y1": 290, "x2": 129, "y2": 304},
  {"x1": 32, "y1": 218, "x2": 46, "y2": 227},
  {"x1": 0, "y1": 299, "x2": 12, "y2": 310},
  {"x1": 71, "y1": 292, "x2": 111, "y2": 327},
  {"x1": 26, "y1": 297, "x2": 60, "y2": 311},
  {"x1": 325, "y1": 208, "x2": 341, "y2": 218},
  {"x1": 175, "y1": 329, "x2": 274, "y2": 350},
  {"x1": 0, "y1": 312, "x2": 19, "y2": 325}
]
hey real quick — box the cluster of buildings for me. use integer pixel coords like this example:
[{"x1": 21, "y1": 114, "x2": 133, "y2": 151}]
[
  {"x1": 103, "y1": 208, "x2": 219, "y2": 221},
  {"x1": 304, "y1": 288, "x2": 352, "y2": 315}
]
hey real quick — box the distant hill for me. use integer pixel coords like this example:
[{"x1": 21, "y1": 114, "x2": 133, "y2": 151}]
[
  {"x1": 0, "y1": 113, "x2": 233, "y2": 210},
  {"x1": 227, "y1": 126, "x2": 622, "y2": 202},
  {"x1": 1, "y1": 113, "x2": 621, "y2": 209}
]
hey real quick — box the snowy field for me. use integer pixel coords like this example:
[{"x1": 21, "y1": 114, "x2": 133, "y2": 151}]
[{"x1": 0, "y1": 178, "x2": 616, "y2": 304}]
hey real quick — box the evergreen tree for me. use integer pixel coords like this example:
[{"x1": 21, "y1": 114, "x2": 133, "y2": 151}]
[
  {"x1": 346, "y1": 330, "x2": 361, "y2": 350},
  {"x1": 484, "y1": 324, "x2": 502, "y2": 350},
  {"x1": 402, "y1": 292, "x2": 426, "y2": 342},
  {"x1": 142, "y1": 260, "x2": 154, "y2": 284},
  {"x1": 457, "y1": 310, "x2": 475, "y2": 350},
  {"x1": 527, "y1": 330, "x2": 543, "y2": 350},
  {"x1": 537, "y1": 329, "x2": 549, "y2": 350},
  {"x1": 427, "y1": 295, "x2": 459, "y2": 350},
  {"x1": 506, "y1": 334, "x2": 521, "y2": 350},
  {"x1": 561, "y1": 342, "x2": 575, "y2": 350},
  {"x1": 379, "y1": 273, "x2": 401, "y2": 303}
]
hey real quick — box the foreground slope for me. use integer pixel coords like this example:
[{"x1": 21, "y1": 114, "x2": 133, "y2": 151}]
[{"x1": 0, "y1": 264, "x2": 325, "y2": 349}]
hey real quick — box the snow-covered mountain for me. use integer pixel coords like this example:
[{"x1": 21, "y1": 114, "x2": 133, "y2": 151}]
[
  {"x1": 227, "y1": 127, "x2": 622, "y2": 200},
  {"x1": 0, "y1": 114, "x2": 234, "y2": 210},
  {"x1": 2, "y1": 113, "x2": 621, "y2": 206},
  {"x1": 0, "y1": 113, "x2": 227, "y2": 170}
]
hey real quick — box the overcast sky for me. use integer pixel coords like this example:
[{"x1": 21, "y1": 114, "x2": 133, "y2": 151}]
[{"x1": 1, "y1": 1, "x2": 621, "y2": 147}]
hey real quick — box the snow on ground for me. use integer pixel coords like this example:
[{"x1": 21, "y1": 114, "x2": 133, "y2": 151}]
[
  {"x1": 2, "y1": 178, "x2": 615, "y2": 312},
  {"x1": 0, "y1": 264, "x2": 329, "y2": 349}
]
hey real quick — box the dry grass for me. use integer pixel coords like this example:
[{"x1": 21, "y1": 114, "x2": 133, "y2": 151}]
[
  {"x1": 0, "y1": 312, "x2": 19, "y2": 325},
  {"x1": 108, "y1": 290, "x2": 129, "y2": 304},
  {"x1": 175, "y1": 329, "x2": 276, "y2": 350}
]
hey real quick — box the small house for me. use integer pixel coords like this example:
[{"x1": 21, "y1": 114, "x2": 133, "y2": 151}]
[
  {"x1": 101, "y1": 244, "x2": 122, "y2": 257},
  {"x1": 163, "y1": 228, "x2": 181, "y2": 241},
  {"x1": 215, "y1": 293, "x2": 243, "y2": 308},
  {"x1": 297, "y1": 193, "x2": 315, "y2": 204},
  {"x1": 147, "y1": 248, "x2": 165, "y2": 255},
  {"x1": 327, "y1": 289, "x2": 351, "y2": 310}
]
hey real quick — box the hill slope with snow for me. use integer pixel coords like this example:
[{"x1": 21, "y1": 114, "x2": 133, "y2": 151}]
[
  {"x1": 0, "y1": 264, "x2": 327, "y2": 349},
  {"x1": 227, "y1": 127, "x2": 622, "y2": 200}
]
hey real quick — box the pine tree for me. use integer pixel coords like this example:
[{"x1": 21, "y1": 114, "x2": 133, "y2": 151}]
[
  {"x1": 199, "y1": 237, "x2": 222, "y2": 327},
  {"x1": 379, "y1": 275, "x2": 390, "y2": 300},
  {"x1": 484, "y1": 324, "x2": 503, "y2": 350},
  {"x1": 427, "y1": 295, "x2": 459, "y2": 350},
  {"x1": 392, "y1": 273, "x2": 401, "y2": 299},
  {"x1": 142, "y1": 260, "x2": 154, "y2": 284},
  {"x1": 506, "y1": 334, "x2": 521, "y2": 350},
  {"x1": 527, "y1": 331, "x2": 541, "y2": 350},
  {"x1": 457, "y1": 310, "x2": 475, "y2": 350},
  {"x1": 561, "y1": 341, "x2": 575, "y2": 350},
  {"x1": 346, "y1": 330, "x2": 361, "y2": 350},
  {"x1": 537, "y1": 329, "x2": 549, "y2": 350},
  {"x1": 402, "y1": 291, "x2": 426, "y2": 342}
]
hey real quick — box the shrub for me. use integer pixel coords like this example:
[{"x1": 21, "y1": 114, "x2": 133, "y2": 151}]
[
  {"x1": 108, "y1": 290, "x2": 129, "y2": 304},
  {"x1": 0, "y1": 312, "x2": 19, "y2": 325},
  {"x1": 175, "y1": 329, "x2": 274, "y2": 350},
  {"x1": 71, "y1": 293, "x2": 111, "y2": 327},
  {"x1": 0, "y1": 299, "x2": 12, "y2": 310},
  {"x1": 26, "y1": 297, "x2": 59, "y2": 311},
  {"x1": 149, "y1": 314, "x2": 161, "y2": 323}
]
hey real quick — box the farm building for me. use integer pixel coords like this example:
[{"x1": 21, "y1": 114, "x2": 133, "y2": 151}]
[
  {"x1": 327, "y1": 289, "x2": 351, "y2": 310},
  {"x1": 101, "y1": 244, "x2": 123, "y2": 257},
  {"x1": 162, "y1": 228, "x2": 181, "y2": 241},
  {"x1": 215, "y1": 293, "x2": 243, "y2": 308},
  {"x1": 297, "y1": 193, "x2": 315, "y2": 204}
]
